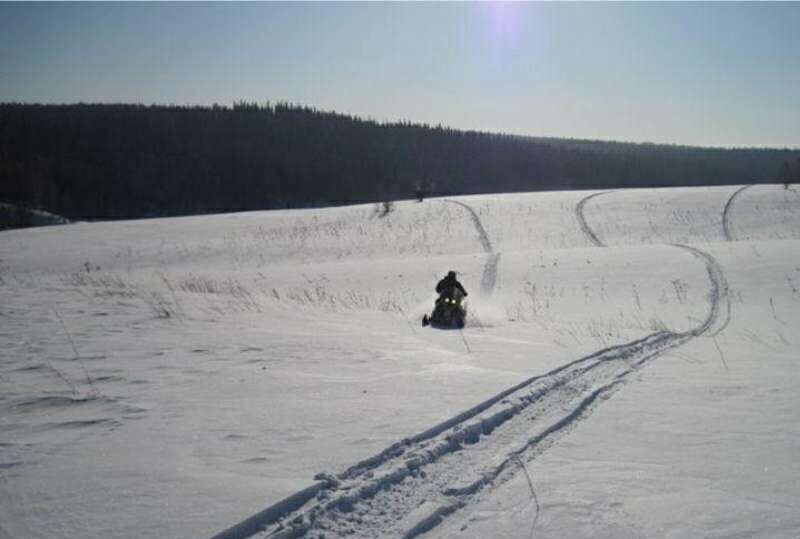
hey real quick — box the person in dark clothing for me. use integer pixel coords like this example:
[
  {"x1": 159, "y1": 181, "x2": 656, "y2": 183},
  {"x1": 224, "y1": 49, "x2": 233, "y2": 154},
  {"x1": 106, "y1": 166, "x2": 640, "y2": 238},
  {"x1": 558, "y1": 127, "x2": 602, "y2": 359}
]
[
  {"x1": 423, "y1": 271, "x2": 469, "y2": 328},
  {"x1": 436, "y1": 270, "x2": 468, "y2": 297}
]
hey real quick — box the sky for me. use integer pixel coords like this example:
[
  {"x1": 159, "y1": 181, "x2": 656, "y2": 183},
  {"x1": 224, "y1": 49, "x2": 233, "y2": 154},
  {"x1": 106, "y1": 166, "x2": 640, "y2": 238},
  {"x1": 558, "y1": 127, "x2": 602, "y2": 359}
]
[{"x1": 1, "y1": 2, "x2": 798, "y2": 148}]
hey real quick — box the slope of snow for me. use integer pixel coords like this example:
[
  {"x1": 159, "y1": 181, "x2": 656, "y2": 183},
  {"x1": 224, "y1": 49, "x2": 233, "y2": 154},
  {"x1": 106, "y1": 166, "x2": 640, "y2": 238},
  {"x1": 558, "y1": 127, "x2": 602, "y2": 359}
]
[{"x1": 1, "y1": 185, "x2": 799, "y2": 539}]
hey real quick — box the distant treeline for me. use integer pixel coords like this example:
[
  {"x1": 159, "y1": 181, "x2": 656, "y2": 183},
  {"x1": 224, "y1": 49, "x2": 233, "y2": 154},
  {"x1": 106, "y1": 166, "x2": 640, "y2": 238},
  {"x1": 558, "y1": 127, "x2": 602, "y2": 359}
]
[{"x1": 1, "y1": 102, "x2": 798, "y2": 220}]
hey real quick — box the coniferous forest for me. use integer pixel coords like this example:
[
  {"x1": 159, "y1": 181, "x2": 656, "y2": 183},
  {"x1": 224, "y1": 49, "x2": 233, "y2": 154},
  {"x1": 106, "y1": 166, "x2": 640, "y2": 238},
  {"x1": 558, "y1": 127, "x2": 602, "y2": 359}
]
[{"x1": 1, "y1": 102, "x2": 798, "y2": 221}]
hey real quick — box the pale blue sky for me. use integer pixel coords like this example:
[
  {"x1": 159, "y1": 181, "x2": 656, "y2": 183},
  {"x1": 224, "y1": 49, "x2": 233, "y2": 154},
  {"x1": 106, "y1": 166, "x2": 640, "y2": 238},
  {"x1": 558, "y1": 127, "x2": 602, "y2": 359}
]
[{"x1": 2, "y1": 2, "x2": 798, "y2": 147}]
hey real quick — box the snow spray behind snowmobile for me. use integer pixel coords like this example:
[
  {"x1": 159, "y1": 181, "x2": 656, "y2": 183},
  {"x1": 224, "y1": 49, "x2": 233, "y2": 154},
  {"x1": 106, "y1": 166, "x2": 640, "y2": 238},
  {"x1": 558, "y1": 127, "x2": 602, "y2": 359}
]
[{"x1": 422, "y1": 286, "x2": 467, "y2": 329}]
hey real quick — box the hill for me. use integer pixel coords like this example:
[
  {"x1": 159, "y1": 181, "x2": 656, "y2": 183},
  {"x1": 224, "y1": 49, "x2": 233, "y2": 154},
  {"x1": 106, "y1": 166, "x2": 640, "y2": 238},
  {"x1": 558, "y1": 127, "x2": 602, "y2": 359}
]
[{"x1": 1, "y1": 185, "x2": 799, "y2": 538}]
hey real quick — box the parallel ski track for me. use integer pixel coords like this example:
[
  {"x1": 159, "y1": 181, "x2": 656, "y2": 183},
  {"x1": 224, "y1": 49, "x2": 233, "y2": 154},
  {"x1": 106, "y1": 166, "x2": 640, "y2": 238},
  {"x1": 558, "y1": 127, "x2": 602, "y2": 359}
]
[
  {"x1": 211, "y1": 195, "x2": 730, "y2": 539},
  {"x1": 443, "y1": 200, "x2": 499, "y2": 294},
  {"x1": 722, "y1": 185, "x2": 753, "y2": 242}
]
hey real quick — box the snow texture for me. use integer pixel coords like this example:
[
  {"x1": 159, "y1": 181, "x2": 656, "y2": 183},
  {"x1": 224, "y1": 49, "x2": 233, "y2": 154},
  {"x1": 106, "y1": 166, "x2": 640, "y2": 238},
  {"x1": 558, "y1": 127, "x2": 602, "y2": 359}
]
[{"x1": 2, "y1": 185, "x2": 800, "y2": 539}]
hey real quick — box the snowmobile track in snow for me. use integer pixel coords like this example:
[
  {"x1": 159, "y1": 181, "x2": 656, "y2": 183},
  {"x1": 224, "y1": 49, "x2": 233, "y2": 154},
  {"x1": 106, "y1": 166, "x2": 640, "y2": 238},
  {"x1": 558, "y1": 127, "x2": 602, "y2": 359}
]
[
  {"x1": 673, "y1": 244, "x2": 731, "y2": 337},
  {"x1": 722, "y1": 185, "x2": 753, "y2": 242},
  {"x1": 443, "y1": 200, "x2": 499, "y2": 295},
  {"x1": 211, "y1": 193, "x2": 730, "y2": 539},
  {"x1": 214, "y1": 330, "x2": 688, "y2": 539},
  {"x1": 213, "y1": 263, "x2": 729, "y2": 539},
  {"x1": 575, "y1": 190, "x2": 731, "y2": 337},
  {"x1": 576, "y1": 191, "x2": 612, "y2": 247}
]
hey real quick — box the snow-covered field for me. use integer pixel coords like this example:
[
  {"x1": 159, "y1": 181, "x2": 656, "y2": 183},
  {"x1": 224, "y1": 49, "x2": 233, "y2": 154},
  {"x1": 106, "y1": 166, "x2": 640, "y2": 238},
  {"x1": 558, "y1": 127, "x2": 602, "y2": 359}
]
[{"x1": 1, "y1": 185, "x2": 799, "y2": 539}]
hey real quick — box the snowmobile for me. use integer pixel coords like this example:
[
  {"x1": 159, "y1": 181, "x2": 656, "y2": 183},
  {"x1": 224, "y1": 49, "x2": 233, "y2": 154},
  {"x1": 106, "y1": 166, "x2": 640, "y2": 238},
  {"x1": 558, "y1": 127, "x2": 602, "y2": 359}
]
[{"x1": 422, "y1": 287, "x2": 467, "y2": 329}]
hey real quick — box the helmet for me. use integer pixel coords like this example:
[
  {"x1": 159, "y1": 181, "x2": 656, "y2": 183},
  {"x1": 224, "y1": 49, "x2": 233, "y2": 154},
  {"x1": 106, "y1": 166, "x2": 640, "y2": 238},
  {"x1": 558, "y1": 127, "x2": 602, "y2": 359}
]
[{"x1": 447, "y1": 270, "x2": 456, "y2": 278}]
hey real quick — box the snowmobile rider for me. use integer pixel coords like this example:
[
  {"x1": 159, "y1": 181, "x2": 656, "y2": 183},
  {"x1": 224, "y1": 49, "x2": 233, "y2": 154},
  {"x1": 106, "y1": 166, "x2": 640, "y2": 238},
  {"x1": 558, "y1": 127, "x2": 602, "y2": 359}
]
[{"x1": 436, "y1": 271, "x2": 468, "y2": 297}]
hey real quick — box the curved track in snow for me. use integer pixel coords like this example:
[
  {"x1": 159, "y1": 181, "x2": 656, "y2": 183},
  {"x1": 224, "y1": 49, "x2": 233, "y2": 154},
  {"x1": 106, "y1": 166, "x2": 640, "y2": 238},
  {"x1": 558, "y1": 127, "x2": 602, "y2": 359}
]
[
  {"x1": 722, "y1": 185, "x2": 753, "y2": 242},
  {"x1": 210, "y1": 192, "x2": 731, "y2": 539},
  {"x1": 575, "y1": 189, "x2": 731, "y2": 338},
  {"x1": 212, "y1": 255, "x2": 729, "y2": 539},
  {"x1": 673, "y1": 244, "x2": 731, "y2": 337},
  {"x1": 443, "y1": 200, "x2": 500, "y2": 295},
  {"x1": 576, "y1": 192, "x2": 612, "y2": 247},
  {"x1": 443, "y1": 200, "x2": 493, "y2": 254}
]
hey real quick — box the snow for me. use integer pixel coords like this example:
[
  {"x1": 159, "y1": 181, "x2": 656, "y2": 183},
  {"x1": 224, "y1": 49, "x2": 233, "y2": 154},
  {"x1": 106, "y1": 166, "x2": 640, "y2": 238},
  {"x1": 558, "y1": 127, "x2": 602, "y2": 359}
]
[{"x1": 1, "y1": 185, "x2": 799, "y2": 539}]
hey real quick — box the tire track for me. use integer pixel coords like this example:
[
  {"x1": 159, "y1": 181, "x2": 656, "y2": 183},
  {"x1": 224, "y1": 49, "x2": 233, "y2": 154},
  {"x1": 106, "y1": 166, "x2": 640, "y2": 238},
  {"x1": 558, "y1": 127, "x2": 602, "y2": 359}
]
[
  {"x1": 443, "y1": 200, "x2": 499, "y2": 295},
  {"x1": 576, "y1": 191, "x2": 612, "y2": 247},
  {"x1": 722, "y1": 185, "x2": 753, "y2": 242}
]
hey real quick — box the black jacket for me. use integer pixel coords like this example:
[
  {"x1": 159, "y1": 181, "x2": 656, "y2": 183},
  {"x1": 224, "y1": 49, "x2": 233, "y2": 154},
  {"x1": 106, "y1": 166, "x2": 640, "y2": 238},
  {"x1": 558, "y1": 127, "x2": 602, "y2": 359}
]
[{"x1": 436, "y1": 275, "x2": 467, "y2": 296}]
